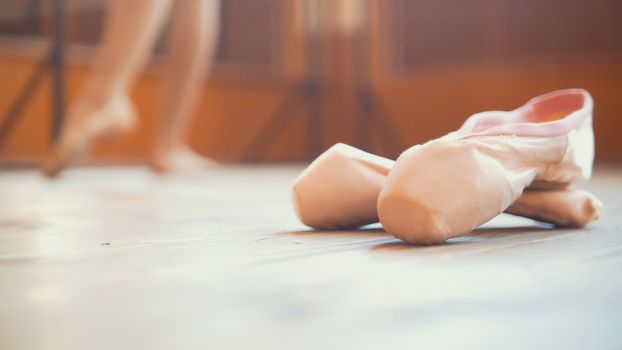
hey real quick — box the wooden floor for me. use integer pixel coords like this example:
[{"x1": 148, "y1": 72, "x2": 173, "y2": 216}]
[{"x1": 0, "y1": 165, "x2": 621, "y2": 350}]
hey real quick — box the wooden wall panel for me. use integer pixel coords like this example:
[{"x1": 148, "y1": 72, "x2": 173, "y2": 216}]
[
  {"x1": 218, "y1": 0, "x2": 280, "y2": 68},
  {"x1": 0, "y1": 0, "x2": 621, "y2": 164},
  {"x1": 0, "y1": 54, "x2": 305, "y2": 163},
  {"x1": 387, "y1": 0, "x2": 622, "y2": 72},
  {"x1": 0, "y1": 0, "x2": 306, "y2": 164},
  {"x1": 371, "y1": 0, "x2": 622, "y2": 162}
]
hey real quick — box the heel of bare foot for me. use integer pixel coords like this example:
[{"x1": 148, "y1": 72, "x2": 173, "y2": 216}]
[
  {"x1": 150, "y1": 145, "x2": 217, "y2": 173},
  {"x1": 42, "y1": 95, "x2": 138, "y2": 178}
]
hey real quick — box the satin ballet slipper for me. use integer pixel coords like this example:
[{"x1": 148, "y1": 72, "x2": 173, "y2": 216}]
[
  {"x1": 378, "y1": 89, "x2": 596, "y2": 244},
  {"x1": 292, "y1": 143, "x2": 393, "y2": 229}
]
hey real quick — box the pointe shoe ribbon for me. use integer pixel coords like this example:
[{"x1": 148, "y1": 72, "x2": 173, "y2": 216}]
[
  {"x1": 378, "y1": 88, "x2": 598, "y2": 244},
  {"x1": 292, "y1": 89, "x2": 602, "y2": 243}
]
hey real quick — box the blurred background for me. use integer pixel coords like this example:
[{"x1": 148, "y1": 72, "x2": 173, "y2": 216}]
[{"x1": 0, "y1": 0, "x2": 621, "y2": 165}]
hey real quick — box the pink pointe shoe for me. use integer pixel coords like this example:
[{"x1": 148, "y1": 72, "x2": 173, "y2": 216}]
[
  {"x1": 292, "y1": 142, "x2": 601, "y2": 232},
  {"x1": 292, "y1": 143, "x2": 393, "y2": 229},
  {"x1": 378, "y1": 88, "x2": 597, "y2": 244}
]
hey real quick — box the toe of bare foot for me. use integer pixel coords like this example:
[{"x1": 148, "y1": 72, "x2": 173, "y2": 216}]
[
  {"x1": 42, "y1": 128, "x2": 89, "y2": 178},
  {"x1": 150, "y1": 147, "x2": 217, "y2": 173},
  {"x1": 42, "y1": 154, "x2": 63, "y2": 178}
]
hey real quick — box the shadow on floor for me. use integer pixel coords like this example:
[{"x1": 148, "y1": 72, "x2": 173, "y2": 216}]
[
  {"x1": 282, "y1": 226, "x2": 387, "y2": 238},
  {"x1": 370, "y1": 224, "x2": 572, "y2": 251},
  {"x1": 280, "y1": 222, "x2": 572, "y2": 252}
]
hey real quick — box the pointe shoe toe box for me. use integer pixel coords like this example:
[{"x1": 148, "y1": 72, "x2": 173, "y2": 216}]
[
  {"x1": 292, "y1": 143, "x2": 384, "y2": 229},
  {"x1": 378, "y1": 142, "x2": 515, "y2": 244},
  {"x1": 377, "y1": 193, "x2": 450, "y2": 244}
]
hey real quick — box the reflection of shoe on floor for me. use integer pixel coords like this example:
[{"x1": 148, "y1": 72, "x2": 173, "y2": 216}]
[
  {"x1": 378, "y1": 89, "x2": 597, "y2": 244},
  {"x1": 42, "y1": 95, "x2": 137, "y2": 178}
]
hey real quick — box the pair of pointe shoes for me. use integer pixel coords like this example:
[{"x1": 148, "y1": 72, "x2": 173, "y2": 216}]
[{"x1": 292, "y1": 89, "x2": 603, "y2": 244}]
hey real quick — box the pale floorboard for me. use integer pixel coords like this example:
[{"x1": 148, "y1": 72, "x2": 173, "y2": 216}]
[{"x1": 0, "y1": 166, "x2": 621, "y2": 350}]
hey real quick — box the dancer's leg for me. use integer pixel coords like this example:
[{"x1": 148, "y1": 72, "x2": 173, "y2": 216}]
[
  {"x1": 151, "y1": 0, "x2": 221, "y2": 172},
  {"x1": 43, "y1": 0, "x2": 173, "y2": 177}
]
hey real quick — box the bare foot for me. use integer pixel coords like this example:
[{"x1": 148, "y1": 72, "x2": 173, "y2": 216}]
[
  {"x1": 150, "y1": 145, "x2": 217, "y2": 173},
  {"x1": 42, "y1": 95, "x2": 137, "y2": 177}
]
